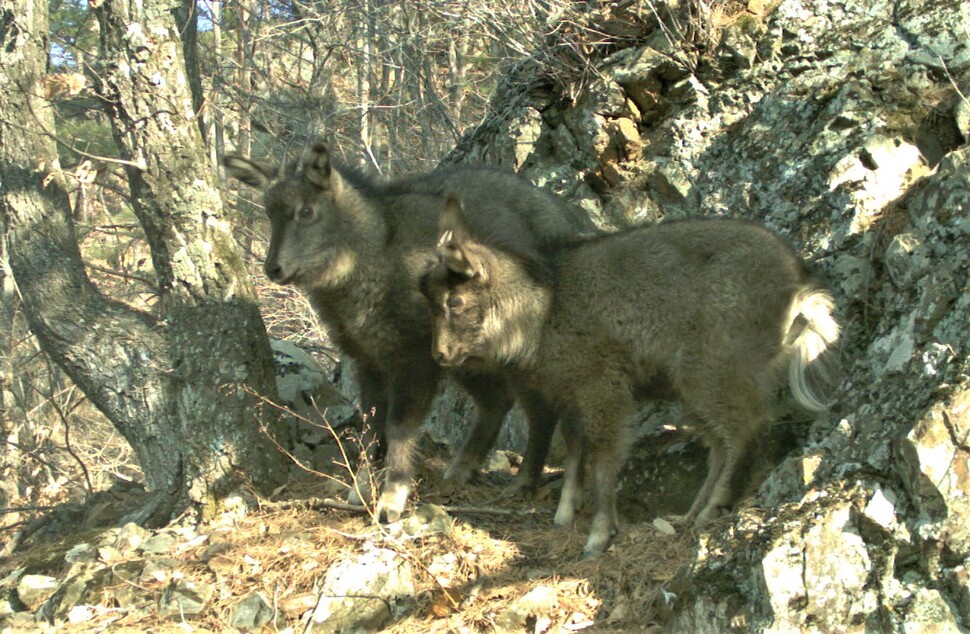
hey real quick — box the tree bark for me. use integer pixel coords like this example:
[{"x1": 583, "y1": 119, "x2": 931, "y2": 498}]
[
  {"x1": 172, "y1": 0, "x2": 204, "y2": 138},
  {"x1": 0, "y1": 0, "x2": 285, "y2": 521},
  {"x1": 207, "y1": 0, "x2": 225, "y2": 172}
]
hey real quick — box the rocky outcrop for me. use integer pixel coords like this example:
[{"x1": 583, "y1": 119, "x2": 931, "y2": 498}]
[{"x1": 441, "y1": 0, "x2": 969, "y2": 630}]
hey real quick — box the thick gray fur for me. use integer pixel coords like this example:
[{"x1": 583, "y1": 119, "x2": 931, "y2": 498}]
[
  {"x1": 423, "y1": 204, "x2": 840, "y2": 557},
  {"x1": 223, "y1": 143, "x2": 597, "y2": 521}
]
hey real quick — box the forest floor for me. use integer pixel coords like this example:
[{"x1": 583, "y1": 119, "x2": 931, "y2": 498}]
[{"x1": 0, "y1": 443, "x2": 703, "y2": 633}]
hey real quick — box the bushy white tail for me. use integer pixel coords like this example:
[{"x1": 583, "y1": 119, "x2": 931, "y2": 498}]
[{"x1": 784, "y1": 287, "x2": 840, "y2": 412}]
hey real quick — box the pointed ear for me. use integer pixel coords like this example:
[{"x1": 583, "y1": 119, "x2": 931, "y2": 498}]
[
  {"x1": 223, "y1": 154, "x2": 278, "y2": 189},
  {"x1": 437, "y1": 198, "x2": 488, "y2": 281},
  {"x1": 302, "y1": 141, "x2": 333, "y2": 189}
]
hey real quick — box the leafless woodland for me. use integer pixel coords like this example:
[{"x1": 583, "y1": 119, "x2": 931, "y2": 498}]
[{"x1": 0, "y1": 0, "x2": 663, "y2": 543}]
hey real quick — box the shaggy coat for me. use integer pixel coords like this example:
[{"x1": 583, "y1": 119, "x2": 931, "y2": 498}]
[
  {"x1": 422, "y1": 200, "x2": 839, "y2": 556},
  {"x1": 224, "y1": 144, "x2": 596, "y2": 521}
]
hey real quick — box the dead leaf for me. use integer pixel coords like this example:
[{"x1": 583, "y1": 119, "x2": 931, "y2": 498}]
[
  {"x1": 429, "y1": 586, "x2": 463, "y2": 617},
  {"x1": 281, "y1": 593, "x2": 317, "y2": 618}
]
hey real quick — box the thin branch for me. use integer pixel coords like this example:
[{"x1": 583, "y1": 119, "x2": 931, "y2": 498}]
[{"x1": 0, "y1": 505, "x2": 57, "y2": 514}]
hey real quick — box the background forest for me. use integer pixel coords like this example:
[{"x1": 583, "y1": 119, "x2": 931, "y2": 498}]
[
  {"x1": 2, "y1": 0, "x2": 579, "y2": 526},
  {"x1": 1, "y1": 0, "x2": 968, "y2": 631}
]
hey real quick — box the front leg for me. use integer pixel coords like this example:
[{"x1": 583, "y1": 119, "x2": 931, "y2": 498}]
[
  {"x1": 511, "y1": 387, "x2": 559, "y2": 494},
  {"x1": 445, "y1": 371, "x2": 514, "y2": 483},
  {"x1": 375, "y1": 363, "x2": 440, "y2": 523},
  {"x1": 346, "y1": 362, "x2": 387, "y2": 507}
]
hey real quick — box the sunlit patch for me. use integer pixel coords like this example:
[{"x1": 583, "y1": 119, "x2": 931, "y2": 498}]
[{"x1": 481, "y1": 284, "x2": 552, "y2": 367}]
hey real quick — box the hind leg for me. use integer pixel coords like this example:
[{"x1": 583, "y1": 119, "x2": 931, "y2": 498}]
[
  {"x1": 584, "y1": 438, "x2": 628, "y2": 558},
  {"x1": 554, "y1": 415, "x2": 585, "y2": 527},
  {"x1": 573, "y1": 379, "x2": 635, "y2": 558},
  {"x1": 680, "y1": 429, "x2": 727, "y2": 524},
  {"x1": 691, "y1": 425, "x2": 762, "y2": 525},
  {"x1": 445, "y1": 371, "x2": 515, "y2": 483},
  {"x1": 685, "y1": 379, "x2": 770, "y2": 526}
]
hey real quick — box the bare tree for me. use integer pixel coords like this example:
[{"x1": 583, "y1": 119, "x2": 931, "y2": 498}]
[{"x1": 0, "y1": 0, "x2": 285, "y2": 522}]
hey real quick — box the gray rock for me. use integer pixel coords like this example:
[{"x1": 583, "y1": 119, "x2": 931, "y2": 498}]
[
  {"x1": 833, "y1": 254, "x2": 872, "y2": 298},
  {"x1": 494, "y1": 585, "x2": 558, "y2": 634},
  {"x1": 158, "y1": 579, "x2": 213, "y2": 619},
  {"x1": 868, "y1": 313, "x2": 917, "y2": 376},
  {"x1": 885, "y1": 232, "x2": 931, "y2": 288},
  {"x1": 140, "y1": 532, "x2": 177, "y2": 555},
  {"x1": 899, "y1": 587, "x2": 963, "y2": 633},
  {"x1": 64, "y1": 543, "x2": 98, "y2": 564},
  {"x1": 309, "y1": 545, "x2": 415, "y2": 632},
  {"x1": 112, "y1": 522, "x2": 150, "y2": 553},
  {"x1": 16, "y1": 575, "x2": 58, "y2": 611},
  {"x1": 399, "y1": 504, "x2": 452, "y2": 539},
  {"x1": 271, "y1": 338, "x2": 358, "y2": 448},
  {"x1": 898, "y1": 389, "x2": 970, "y2": 559},
  {"x1": 760, "y1": 502, "x2": 874, "y2": 630},
  {"x1": 230, "y1": 592, "x2": 275, "y2": 631}
]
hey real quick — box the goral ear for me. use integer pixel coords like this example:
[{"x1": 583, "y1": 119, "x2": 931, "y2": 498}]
[
  {"x1": 302, "y1": 141, "x2": 333, "y2": 189},
  {"x1": 437, "y1": 198, "x2": 489, "y2": 282},
  {"x1": 223, "y1": 154, "x2": 278, "y2": 189}
]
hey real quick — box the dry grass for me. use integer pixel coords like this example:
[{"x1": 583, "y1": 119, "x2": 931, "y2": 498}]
[{"x1": 0, "y1": 440, "x2": 698, "y2": 632}]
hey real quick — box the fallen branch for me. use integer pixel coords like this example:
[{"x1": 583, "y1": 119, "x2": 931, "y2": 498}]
[{"x1": 263, "y1": 496, "x2": 553, "y2": 518}]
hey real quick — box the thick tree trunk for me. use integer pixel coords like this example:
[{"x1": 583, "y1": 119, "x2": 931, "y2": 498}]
[
  {"x1": 0, "y1": 0, "x2": 285, "y2": 521},
  {"x1": 207, "y1": 0, "x2": 225, "y2": 173},
  {"x1": 172, "y1": 0, "x2": 204, "y2": 138}
]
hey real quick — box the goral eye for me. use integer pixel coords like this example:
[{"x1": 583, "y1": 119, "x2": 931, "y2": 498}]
[
  {"x1": 298, "y1": 206, "x2": 314, "y2": 220},
  {"x1": 447, "y1": 295, "x2": 463, "y2": 309}
]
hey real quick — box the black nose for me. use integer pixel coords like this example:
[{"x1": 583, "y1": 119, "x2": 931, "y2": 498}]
[{"x1": 265, "y1": 263, "x2": 283, "y2": 281}]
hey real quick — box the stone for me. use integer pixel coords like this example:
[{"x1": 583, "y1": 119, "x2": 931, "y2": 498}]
[
  {"x1": 898, "y1": 388, "x2": 970, "y2": 558},
  {"x1": 64, "y1": 543, "x2": 98, "y2": 564},
  {"x1": 646, "y1": 159, "x2": 692, "y2": 204},
  {"x1": 900, "y1": 587, "x2": 963, "y2": 633},
  {"x1": 833, "y1": 254, "x2": 872, "y2": 298},
  {"x1": 158, "y1": 579, "x2": 213, "y2": 619},
  {"x1": 885, "y1": 232, "x2": 931, "y2": 289},
  {"x1": 509, "y1": 107, "x2": 543, "y2": 170},
  {"x1": 271, "y1": 338, "x2": 358, "y2": 447},
  {"x1": 310, "y1": 545, "x2": 415, "y2": 632},
  {"x1": 718, "y1": 16, "x2": 767, "y2": 71},
  {"x1": 869, "y1": 313, "x2": 917, "y2": 376},
  {"x1": 759, "y1": 502, "x2": 874, "y2": 631},
  {"x1": 230, "y1": 592, "x2": 274, "y2": 631},
  {"x1": 955, "y1": 98, "x2": 970, "y2": 143},
  {"x1": 67, "y1": 604, "x2": 96, "y2": 623},
  {"x1": 113, "y1": 522, "x2": 150, "y2": 553},
  {"x1": 399, "y1": 504, "x2": 452, "y2": 539},
  {"x1": 140, "y1": 532, "x2": 177, "y2": 555},
  {"x1": 16, "y1": 575, "x2": 58, "y2": 611},
  {"x1": 862, "y1": 487, "x2": 897, "y2": 530},
  {"x1": 494, "y1": 585, "x2": 559, "y2": 633}
]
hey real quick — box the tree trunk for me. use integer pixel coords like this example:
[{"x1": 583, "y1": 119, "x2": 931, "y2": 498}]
[
  {"x1": 172, "y1": 0, "x2": 204, "y2": 139},
  {"x1": 356, "y1": 0, "x2": 374, "y2": 167},
  {"x1": 208, "y1": 0, "x2": 225, "y2": 173},
  {"x1": 234, "y1": 0, "x2": 257, "y2": 254},
  {"x1": 0, "y1": 0, "x2": 285, "y2": 522}
]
